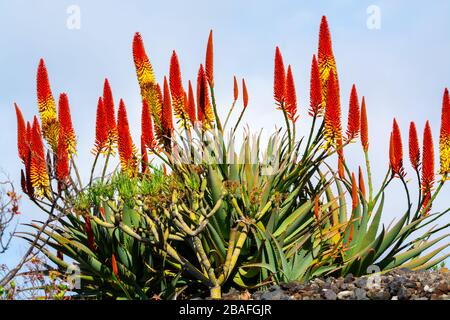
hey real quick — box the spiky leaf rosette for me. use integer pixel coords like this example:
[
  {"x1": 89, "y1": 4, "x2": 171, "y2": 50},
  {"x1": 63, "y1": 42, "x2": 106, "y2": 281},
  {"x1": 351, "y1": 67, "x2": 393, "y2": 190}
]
[
  {"x1": 169, "y1": 51, "x2": 188, "y2": 127},
  {"x1": 58, "y1": 93, "x2": 76, "y2": 156},
  {"x1": 117, "y1": 99, "x2": 137, "y2": 175},
  {"x1": 346, "y1": 84, "x2": 360, "y2": 140},
  {"x1": 196, "y1": 64, "x2": 214, "y2": 128},
  {"x1": 409, "y1": 121, "x2": 420, "y2": 170},
  {"x1": 37, "y1": 59, "x2": 59, "y2": 151},
  {"x1": 439, "y1": 88, "x2": 450, "y2": 176},
  {"x1": 318, "y1": 16, "x2": 339, "y2": 110},
  {"x1": 285, "y1": 65, "x2": 298, "y2": 122},
  {"x1": 422, "y1": 121, "x2": 435, "y2": 214},
  {"x1": 309, "y1": 54, "x2": 322, "y2": 116},
  {"x1": 30, "y1": 116, "x2": 50, "y2": 198}
]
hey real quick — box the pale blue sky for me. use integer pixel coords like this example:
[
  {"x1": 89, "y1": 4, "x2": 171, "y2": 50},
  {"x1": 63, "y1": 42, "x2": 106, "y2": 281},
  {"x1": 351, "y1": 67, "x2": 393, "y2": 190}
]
[{"x1": 1, "y1": 1, "x2": 449, "y2": 267}]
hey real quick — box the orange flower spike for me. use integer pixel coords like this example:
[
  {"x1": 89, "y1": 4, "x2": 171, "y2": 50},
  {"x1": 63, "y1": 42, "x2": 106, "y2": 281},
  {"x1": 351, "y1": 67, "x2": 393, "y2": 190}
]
[
  {"x1": 285, "y1": 65, "x2": 298, "y2": 122},
  {"x1": 242, "y1": 78, "x2": 249, "y2": 108},
  {"x1": 169, "y1": 51, "x2": 188, "y2": 126},
  {"x1": 338, "y1": 153, "x2": 345, "y2": 179},
  {"x1": 187, "y1": 80, "x2": 197, "y2": 124},
  {"x1": 422, "y1": 121, "x2": 435, "y2": 214},
  {"x1": 30, "y1": 116, "x2": 50, "y2": 198},
  {"x1": 103, "y1": 79, "x2": 118, "y2": 144},
  {"x1": 274, "y1": 47, "x2": 286, "y2": 106},
  {"x1": 318, "y1": 16, "x2": 338, "y2": 109},
  {"x1": 141, "y1": 100, "x2": 155, "y2": 149},
  {"x1": 323, "y1": 71, "x2": 342, "y2": 147},
  {"x1": 196, "y1": 64, "x2": 214, "y2": 126},
  {"x1": 93, "y1": 97, "x2": 108, "y2": 154},
  {"x1": 14, "y1": 103, "x2": 27, "y2": 162},
  {"x1": 233, "y1": 76, "x2": 239, "y2": 101},
  {"x1": 351, "y1": 172, "x2": 358, "y2": 212},
  {"x1": 346, "y1": 84, "x2": 360, "y2": 140},
  {"x1": 111, "y1": 254, "x2": 119, "y2": 277},
  {"x1": 409, "y1": 121, "x2": 420, "y2": 170},
  {"x1": 358, "y1": 166, "x2": 366, "y2": 200},
  {"x1": 205, "y1": 30, "x2": 214, "y2": 87},
  {"x1": 389, "y1": 132, "x2": 396, "y2": 170},
  {"x1": 439, "y1": 88, "x2": 450, "y2": 176},
  {"x1": 36, "y1": 59, "x2": 59, "y2": 151},
  {"x1": 132, "y1": 32, "x2": 155, "y2": 89},
  {"x1": 117, "y1": 99, "x2": 137, "y2": 174},
  {"x1": 392, "y1": 118, "x2": 404, "y2": 176},
  {"x1": 309, "y1": 54, "x2": 322, "y2": 116},
  {"x1": 58, "y1": 93, "x2": 76, "y2": 156},
  {"x1": 360, "y1": 97, "x2": 369, "y2": 152},
  {"x1": 56, "y1": 126, "x2": 69, "y2": 182},
  {"x1": 162, "y1": 76, "x2": 174, "y2": 136}
]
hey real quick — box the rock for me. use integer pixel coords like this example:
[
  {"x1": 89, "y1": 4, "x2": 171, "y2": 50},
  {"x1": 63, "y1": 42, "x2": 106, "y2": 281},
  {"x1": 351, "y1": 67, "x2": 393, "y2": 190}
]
[
  {"x1": 397, "y1": 286, "x2": 411, "y2": 300},
  {"x1": 344, "y1": 274, "x2": 354, "y2": 283},
  {"x1": 268, "y1": 285, "x2": 280, "y2": 292},
  {"x1": 367, "y1": 289, "x2": 390, "y2": 300},
  {"x1": 391, "y1": 296, "x2": 398, "y2": 300},
  {"x1": 354, "y1": 288, "x2": 367, "y2": 300},
  {"x1": 322, "y1": 289, "x2": 337, "y2": 300},
  {"x1": 355, "y1": 277, "x2": 367, "y2": 288},
  {"x1": 423, "y1": 285, "x2": 434, "y2": 293},
  {"x1": 437, "y1": 281, "x2": 449, "y2": 294},
  {"x1": 260, "y1": 289, "x2": 286, "y2": 300},
  {"x1": 337, "y1": 290, "x2": 354, "y2": 300}
]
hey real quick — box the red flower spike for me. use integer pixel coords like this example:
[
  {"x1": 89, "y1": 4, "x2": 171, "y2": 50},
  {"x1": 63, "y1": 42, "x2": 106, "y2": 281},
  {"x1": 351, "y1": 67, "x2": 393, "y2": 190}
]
[
  {"x1": 285, "y1": 65, "x2": 298, "y2": 122},
  {"x1": 314, "y1": 196, "x2": 320, "y2": 220},
  {"x1": 85, "y1": 216, "x2": 95, "y2": 251},
  {"x1": 141, "y1": 136, "x2": 148, "y2": 174},
  {"x1": 205, "y1": 30, "x2": 214, "y2": 87},
  {"x1": 187, "y1": 80, "x2": 197, "y2": 124},
  {"x1": 360, "y1": 97, "x2": 369, "y2": 152},
  {"x1": 15, "y1": 103, "x2": 27, "y2": 162},
  {"x1": 56, "y1": 126, "x2": 69, "y2": 182},
  {"x1": 196, "y1": 64, "x2": 214, "y2": 127},
  {"x1": 409, "y1": 121, "x2": 420, "y2": 170},
  {"x1": 242, "y1": 78, "x2": 249, "y2": 108},
  {"x1": 233, "y1": 76, "x2": 239, "y2": 101},
  {"x1": 58, "y1": 93, "x2": 76, "y2": 155},
  {"x1": 93, "y1": 97, "x2": 108, "y2": 154},
  {"x1": 274, "y1": 47, "x2": 286, "y2": 106},
  {"x1": 117, "y1": 99, "x2": 137, "y2": 174},
  {"x1": 30, "y1": 116, "x2": 49, "y2": 198},
  {"x1": 318, "y1": 16, "x2": 339, "y2": 110},
  {"x1": 169, "y1": 51, "x2": 188, "y2": 125},
  {"x1": 338, "y1": 153, "x2": 345, "y2": 179},
  {"x1": 392, "y1": 118, "x2": 404, "y2": 176},
  {"x1": 36, "y1": 58, "x2": 59, "y2": 151},
  {"x1": 162, "y1": 76, "x2": 174, "y2": 138},
  {"x1": 439, "y1": 88, "x2": 450, "y2": 175},
  {"x1": 346, "y1": 84, "x2": 360, "y2": 140},
  {"x1": 141, "y1": 100, "x2": 155, "y2": 149},
  {"x1": 324, "y1": 71, "x2": 342, "y2": 147},
  {"x1": 422, "y1": 121, "x2": 435, "y2": 215},
  {"x1": 358, "y1": 166, "x2": 366, "y2": 200},
  {"x1": 132, "y1": 32, "x2": 155, "y2": 88},
  {"x1": 309, "y1": 54, "x2": 322, "y2": 116},
  {"x1": 351, "y1": 172, "x2": 358, "y2": 213},
  {"x1": 103, "y1": 79, "x2": 117, "y2": 143}
]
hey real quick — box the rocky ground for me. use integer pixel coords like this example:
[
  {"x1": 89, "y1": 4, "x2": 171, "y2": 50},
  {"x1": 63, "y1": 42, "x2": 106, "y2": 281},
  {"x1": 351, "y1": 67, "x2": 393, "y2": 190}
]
[{"x1": 220, "y1": 268, "x2": 450, "y2": 300}]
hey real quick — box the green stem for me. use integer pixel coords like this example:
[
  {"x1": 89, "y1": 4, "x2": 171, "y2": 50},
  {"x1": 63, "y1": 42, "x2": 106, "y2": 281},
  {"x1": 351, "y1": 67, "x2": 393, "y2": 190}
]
[
  {"x1": 280, "y1": 102, "x2": 292, "y2": 153},
  {"x1": 364, "y1": 150, "x2": 374, "y2": 205},
  {"x1": 101, "y1": 151, "x2": 111, "y2": 183},
  {"x1": 88, "y1": 153, "x2": 100, "y2": 187},
  {"x1": 210, "y1": 86, "x2": 223, "y2": 133},
  {"x1": 71, "y1": 159, "x2": 83, "y2": 190},
  {"x1": 223, "y1": 100, "x2": 236, "y2": 130}
]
